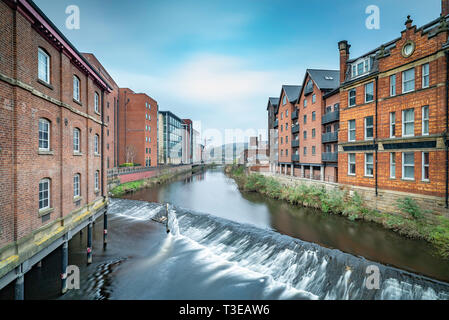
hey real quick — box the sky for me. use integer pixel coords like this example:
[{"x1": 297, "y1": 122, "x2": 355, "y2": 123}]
[{"x1": 34, "y1": 0, "x2": 440, "y2": 145}]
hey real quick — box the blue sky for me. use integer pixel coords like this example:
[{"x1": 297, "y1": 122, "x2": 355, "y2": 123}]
[{"x1": 34, "y1": 0, "x2": 440, "y2": 144}]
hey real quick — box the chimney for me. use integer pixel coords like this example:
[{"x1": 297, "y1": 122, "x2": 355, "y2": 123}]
[
  {"x1": 405, "y1": 15, "x2": 413, "y2": 29},
  {"x1": 338, "y1": 40, "x2": 350, "y2": 84},
  {"x1": 443, "y1": 0, "x2": 449, "y2": 16}
]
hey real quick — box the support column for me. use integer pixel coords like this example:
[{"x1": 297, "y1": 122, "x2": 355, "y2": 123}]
[
  {"x1": 87, "y1": 223, "x2": 93, "y2": 264},
  {"x1": 61, "y1": 241, "x2": 68, "y2": 294},
  {"x1": 310, "y1": 165, "x2": 313, "y2": 180},
  {"x1": 291, "y1": 164, "x2": 294, "y2": 176},
  {"x1": 103, "y1": 211, "x2": 108, "y2": 249},
  {"x1": 14, "y1": 274, "x2": 24, "y2": 300},
  {"x1": 321, "y1": 166, "x2": 325, "y2": 182},
  {"x1": 301, "y1": 165, "x2": 304, "y2": 178}
]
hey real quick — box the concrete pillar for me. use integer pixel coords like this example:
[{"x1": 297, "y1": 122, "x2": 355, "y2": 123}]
[
  {"x1": 61, "y1": 241, "x2": 68, "y2": 294},
  {"x1": 301, "y1": 165, "x2": 304, "y2": 178},
  {"x1": 87, "y1": 223, "x2": 93, "y2": 264},
  {"x1": 36, "y1": 261, "x2": 42, "y2": 268},
  {"x1": 310, "y1": 165, "x2": 313, "y2": 180},
  {"x1": 103, "y1": 211, "x2": 108, "y2": 249},
  {"x1": 291, "y1": 164, "x2": 294, "y2": 176},
  {"x1": 321, "y1": 166, "x2": 325, "y2": 182},
  {"x1": 14, "y1": 274, "x2": 24, "y2": 300}
]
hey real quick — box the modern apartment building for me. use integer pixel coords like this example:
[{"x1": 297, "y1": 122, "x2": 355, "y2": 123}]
[
  {"x1": 158, "y1": 111, "x2": 183, "y2": 165},
  {"x1": 338, "y1": 0, "x2": 449, "y2": 204},
  {"x1": 295, "y1": 69, "x2": 340, "y2": 181},
  {"x1": 117, "y1": 88, "x2": 158, "y2": 167}
]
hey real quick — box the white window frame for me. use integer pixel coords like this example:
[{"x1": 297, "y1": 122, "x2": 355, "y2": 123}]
[
  {"x1": 283, "y1": 95, "x2": 287, "y2": 105},
  {"x1": 73, "y1": 128, "x2": 80, "y2": 153},
  {"x1": 95, "y1": 171, "x2": 99, "y2": 191},
  {"x1": 94, "y1": 92, "x2": 99, "y2": 113},
  {"x1": 390, "y1": 152, "x2": 396, "y2": 179},
  {"x1": 390, "y1": 112, "x2": 396, "y2": 138},
  {"x1": 402, "y1": 152, "x2": 415, "y2": 181},
  {"x1": 365, "y1": 153, "x2": 374, "y2": 177},
  {"x1": 402, "y1": 68, "x2": 415, "y2": 94},
  {"x1": 348, "y1": 153, "x2": 356, "y2": 176},
  {"x1": 402, "y1": 108, "x2": 415, "y2": 137},
  {"x1": 73, "y1": 75, "x2": 80, "y2": 102},
  {"x1": 39, "y1": 118, "x2": 50, "y2": 151},
  {"x1": 38, "y1": 48, "x2": 50, "y2": 84},
  {"x1": 73, "y1": 174, "x2": 81, "y2": 198},
  {"x1": 348, "y1": 119, "x2": 356, "y2": 142},
  {"x1": 390, "y1": 74, "x2": 396, "y2": 97},
  {"x1": 364, "y1": 116, "x2": 374, "y2": 140},
  {"x1": 94, "y1": 134, "x2": 99, "y2": 154},
  {"x1": 422, "y1": 63, "x2": 429, "y2": 89},
  {"x1": 365, "y1": 82, "x2": 374, "y2": 103},
  {"x1": 348, "y1": 89, "x2": 356, "y2": 107},
  {"x1": 422, "y1": 105, "x2": 429, "y2": 136},
  {"x1": 422, "y1": 152, "x2": 429, "y2": 182},
  {"x1": 39, "y1": 178, "x2": 50, "y2": 211}
]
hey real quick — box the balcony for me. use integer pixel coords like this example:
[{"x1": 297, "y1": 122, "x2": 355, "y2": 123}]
[
  {"x1": 322, "y1": 152, "x2": 338, "y2": 162},
  {"x1": 291, "y1": 124, "x2": 300, "y2": 134},
  {"x1": 291, "y1": 110, "x2": 298, "y2": 120},
  {"x1": 322, "y1": 131, "x2": 338, "y2": 143},
  {"x1": 322, "y1": 110, "x2": 340, "y2": 124},
  {"x1": 292, "y1": 154, "x2": 300, "y2": 162},
  {"x1": 291, "y1": 140, "x2": 300, "y2": 148},
  {"x1": 273, "y1": 119, "x2": 278, "y2": 128}
]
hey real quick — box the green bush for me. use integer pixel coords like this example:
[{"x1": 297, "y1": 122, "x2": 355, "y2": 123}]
[
  {"x1": 429, "y1": 216, "x2": 449, "y2": 258},
  {"x1": 396, "y1": 197, "x2": 423, "y2": 219}
]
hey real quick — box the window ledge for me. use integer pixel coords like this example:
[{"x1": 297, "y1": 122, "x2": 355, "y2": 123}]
[
  {"x1": 38, "y1": 150, "x2": 54, "y2": 155},
  {"x1": 73, "y1": 152, "x2": 83, "y2": 156},
  {"x1": 73, "y1": 196, "x2": 83, "y2": 203},
  {"x1": 37, "y1": 79, "x2": 53, "y2": 90},
  {"x1": 401, "y1": 178, "x2": 415, "y2": 182},
  {"x1": 94, "y1": 153, "x2": 101, "y2": 157},
  {"x1": 38, "y1": 207, "x2": 54, "y2": 217},
  {"x1": 421, "y1": 179, "x2": 430, "y2": 184},
  {"x1": 364, "y1": 175, "x2": 374, "y2": 179},
  {"x1": 73, "y1": 98, "x2": 82, "y2": 106},
  {"x1": 94, "y1": 111, "x2": 101, "y2": 116}
]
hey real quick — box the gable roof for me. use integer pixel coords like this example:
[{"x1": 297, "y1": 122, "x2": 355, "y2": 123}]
[
  {"x1": 306, "y1": 69, "x2": 340, "y2": 91},
  {"x1": 282, "y1": 85, "x2": 302, "y2": 103},
  {"x1": 266, "y1": 97, "x2": 279, "y2": 111}
]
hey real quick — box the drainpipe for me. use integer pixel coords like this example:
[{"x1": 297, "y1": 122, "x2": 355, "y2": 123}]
[
  {"x1": 445, "y1": 51, "x2": 449, "y2": 208},
  {"x1": 101, "y1": 90, "x2": 105, "y2": 197},
  {"x1": 375, "y1": 76, "x2": 379, "y2": 197}
]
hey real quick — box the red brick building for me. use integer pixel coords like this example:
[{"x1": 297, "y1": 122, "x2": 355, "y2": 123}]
[
  {"x1": 295, "y1": 70, "x2": 340, "y2": 181},
  {"x1": 118, "y1": 88, "x2": 158, "y2": 167},
  {"x1": 0, "y1": 0, "x2": 109, "y2": 290},
  {"x1": 338, "y1": 1, "x2": 449, "y2": 204}
]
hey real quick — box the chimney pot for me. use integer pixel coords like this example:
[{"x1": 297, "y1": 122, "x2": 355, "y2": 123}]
[{"x1": 443, "y1": 0, "x2": 449, "y2": 16}]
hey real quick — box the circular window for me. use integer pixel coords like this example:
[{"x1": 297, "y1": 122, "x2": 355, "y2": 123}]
[{"x1": 402, "y1": 41, "x2": 415, "y2": 58}]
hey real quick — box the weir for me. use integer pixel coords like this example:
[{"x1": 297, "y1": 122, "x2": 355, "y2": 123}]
[{"x1": 109, "y1": 199, "x2": 449, "y2": 300}]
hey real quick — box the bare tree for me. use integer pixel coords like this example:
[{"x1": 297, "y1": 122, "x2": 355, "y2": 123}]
[{"x1": 125, "y1": 145, "x2": 137, "y2": 164}]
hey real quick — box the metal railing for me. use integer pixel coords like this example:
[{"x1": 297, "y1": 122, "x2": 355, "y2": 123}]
[
  {"x1": 291, "y1": 140, "x2": 300, "y2": 148},
  {"x1": 322, "y1": 152, "x2": 338, "y2": 162},
  {"x1": 322, "y1": 131, "x2": 338, "y2": 143},
  {"x1": 273, "y1": 120, "x2": 278, "y2": 128},
  {"x1": 322, "y1": 110, "x2": 339, "y2": 124},
  {"x1": 291, "y1": 124, "x2": 300, "y2": 134},
  {"x1": 292, "y1": 155, "x2": 300, "y2": 162}
]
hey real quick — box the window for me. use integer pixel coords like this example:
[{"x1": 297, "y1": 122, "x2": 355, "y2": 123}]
[
  {"x1": 38, "y1": 48, "x2": 50, "y2": 83},
  {"x1": 312, "y1": 146, "x2": 316, "y2": 155},
  {"x1": 146, "y1": 125, "x2": 148, "y2": 131},
  {"x1": 422, "y1": 152, "x2": 429, "y2": 181},
  {"x1": 390, "y1": 112, "x2": 396, "y2": 138},
  {"x1": 402, "y1": 68, "x2": 415, "y2": 93},
  {"x1": 39, "y1": 118, "x2": 50, "y2": 151},
  {"x1": 304, "y1": 99, "x2": 307, "y2": 107},
  {"x1": 286, "y1": 110, "x2": 289, "y2": 117},
  {"x1": 286, "y1": 149, "x2": 288, "y2": 156},
  {"x1": 312, "y1": 112, "x2": 316, "y2": 121},
  {"x1": 146, "y1": 114, "x2": 148, "y2": 120},
  {"x1": 39, "y1": 178, "x2": 50, "y2": 211},
  {"x1": 281, "y1": 112, "x2": 283, "y2": 120},
  {"x1": 303, "y1": 131, "x2": 307, "y2": 139},
  {"x1": 73, "y1": 76, "x2": 80, "y2": 101},
  {"x1": 402, "y1": 152, "x2": 415, "y2": 180},
  {"x1": 365, "y1": 153, "x2": 374, "y2": 177},
  {"x1": 95, "y1": 171, "x2": 99, "y2": 191},
  {"x1": 348, "y1": 154, "x2": 356, "y2": 175},
  {"x1": 364, "y1": 116, "x2": 374, "y2": 140},
  {"x1": 94, "y1": 134, "x2": 99, "y2": 154},
  {"x1": 352, "y1": 58, "x2": 371, "y2": 78},
  {"x1": 148, "y1": 114, "x2": 151, "y2": 121},
  {"x1": 390, "y1": 74, "x2": 396, "y2": 96},
  {"x1": 422, "y1": 106, "x2": 429, "y2": 135},
  {"x1": 94, "y1": 92, "x2": 99, "y2": 113},
  {"x1": 283, "y1": 95, "x2": 287, "y2": 105},
  {"x1": 286, "y1": 136, "x2": 288, "y2": 144},
  {"x1": 73, "y1": 128, "x2": 80, "y2": 153},
  {"x1": 304, "y1": 115, "x2": 307, "y2": 124},
  {"x1": 73, "y1": 174, "x2": 80, "y2": 198},
  {"x1": 312, "y1": 94, "x2": 316, "y2": 103},
  {"x1": 390, "y1": 153, "x2": 396, "y2": 178},
  {"x1": 422, "y1": 63, "x2": 429, "y2": 88},
  {"x1": 365, "y1": 82, "x2": 374, "y2": 103},
  {"x1": 304, "y1": 147, "x2": 307, "y2": 155},
  {"x1": 349, "y1": 89, "x2": 356, "y2": 107},
  {"x1": 402, "y1": 108, "x2": 415, "y2": 137},
  {"x1": 312, "y1": 128, "x2": 316, "y2": 138},
  {"x1": 281, "y1": 137, "x2": 283, "y2": 144},
  {"x1": 348, "y1": 120, "x2": 356, "y2": 142}
]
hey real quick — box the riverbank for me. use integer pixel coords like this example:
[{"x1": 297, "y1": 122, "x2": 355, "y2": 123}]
[{"x1": 225, "y1": 165, "x2": 449, "y2": 259}]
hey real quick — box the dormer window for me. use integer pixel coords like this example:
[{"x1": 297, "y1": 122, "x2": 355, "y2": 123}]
[{"x1": 351, "y1": 57, "x2": 372, "y2": 78}]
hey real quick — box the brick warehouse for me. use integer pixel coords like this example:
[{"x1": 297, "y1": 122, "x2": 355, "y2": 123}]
[
  {"x1": 118, "y1": 88, "x2": 158, "y2": 167},
  {"x1": 338, "y1": 1, "x2": 449, "y2": 207},
  {"x1": 0, "y1": 0, "x2": 110, "y2": 296}
]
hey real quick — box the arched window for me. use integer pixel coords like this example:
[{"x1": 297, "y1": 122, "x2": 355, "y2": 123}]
[
  {"x1": 38, "y1": 48, "x2": 50, "y2": 83},
  {"x1": 73, "y1": 128, "x2": 80, "y2": 152},
  {"x1": 73, "y1": 75, "x2": 80, "y2": 102},
  {"x1": 39, "y1": 178, "x2": 50, "y2": 210},
  {"x1": 94, "y1": 170, "x2": 99, "y2": 191},
  {"x1": 38, "y1": 118, "x2": 50, "y2": 151},
  {"x1": 94, "y1": 92, "x2": 99, "y2": 113},
  {"x1": 73, "y1": 173, "x2": 81, "y2": 198},
  {"x1": 94, "y1": 134, "x2": 99, "y2": 154}
]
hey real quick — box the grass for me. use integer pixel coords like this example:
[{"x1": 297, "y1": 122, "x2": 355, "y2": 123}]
[{"x1": 226, "y1": 164, "x2": 449, "y2": 259}]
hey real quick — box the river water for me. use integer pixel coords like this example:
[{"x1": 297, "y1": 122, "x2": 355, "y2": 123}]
[{"x1": 1, "y1": 167, "x2": 449, "y2": 300}]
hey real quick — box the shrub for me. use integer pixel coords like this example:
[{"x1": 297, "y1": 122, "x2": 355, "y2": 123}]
[
  {"x1": 396, "y1": 197, "x2": 423, "y2": 220},
  {"x1": 429, "y1": 216, "x2": 449, "y2": 258}
]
